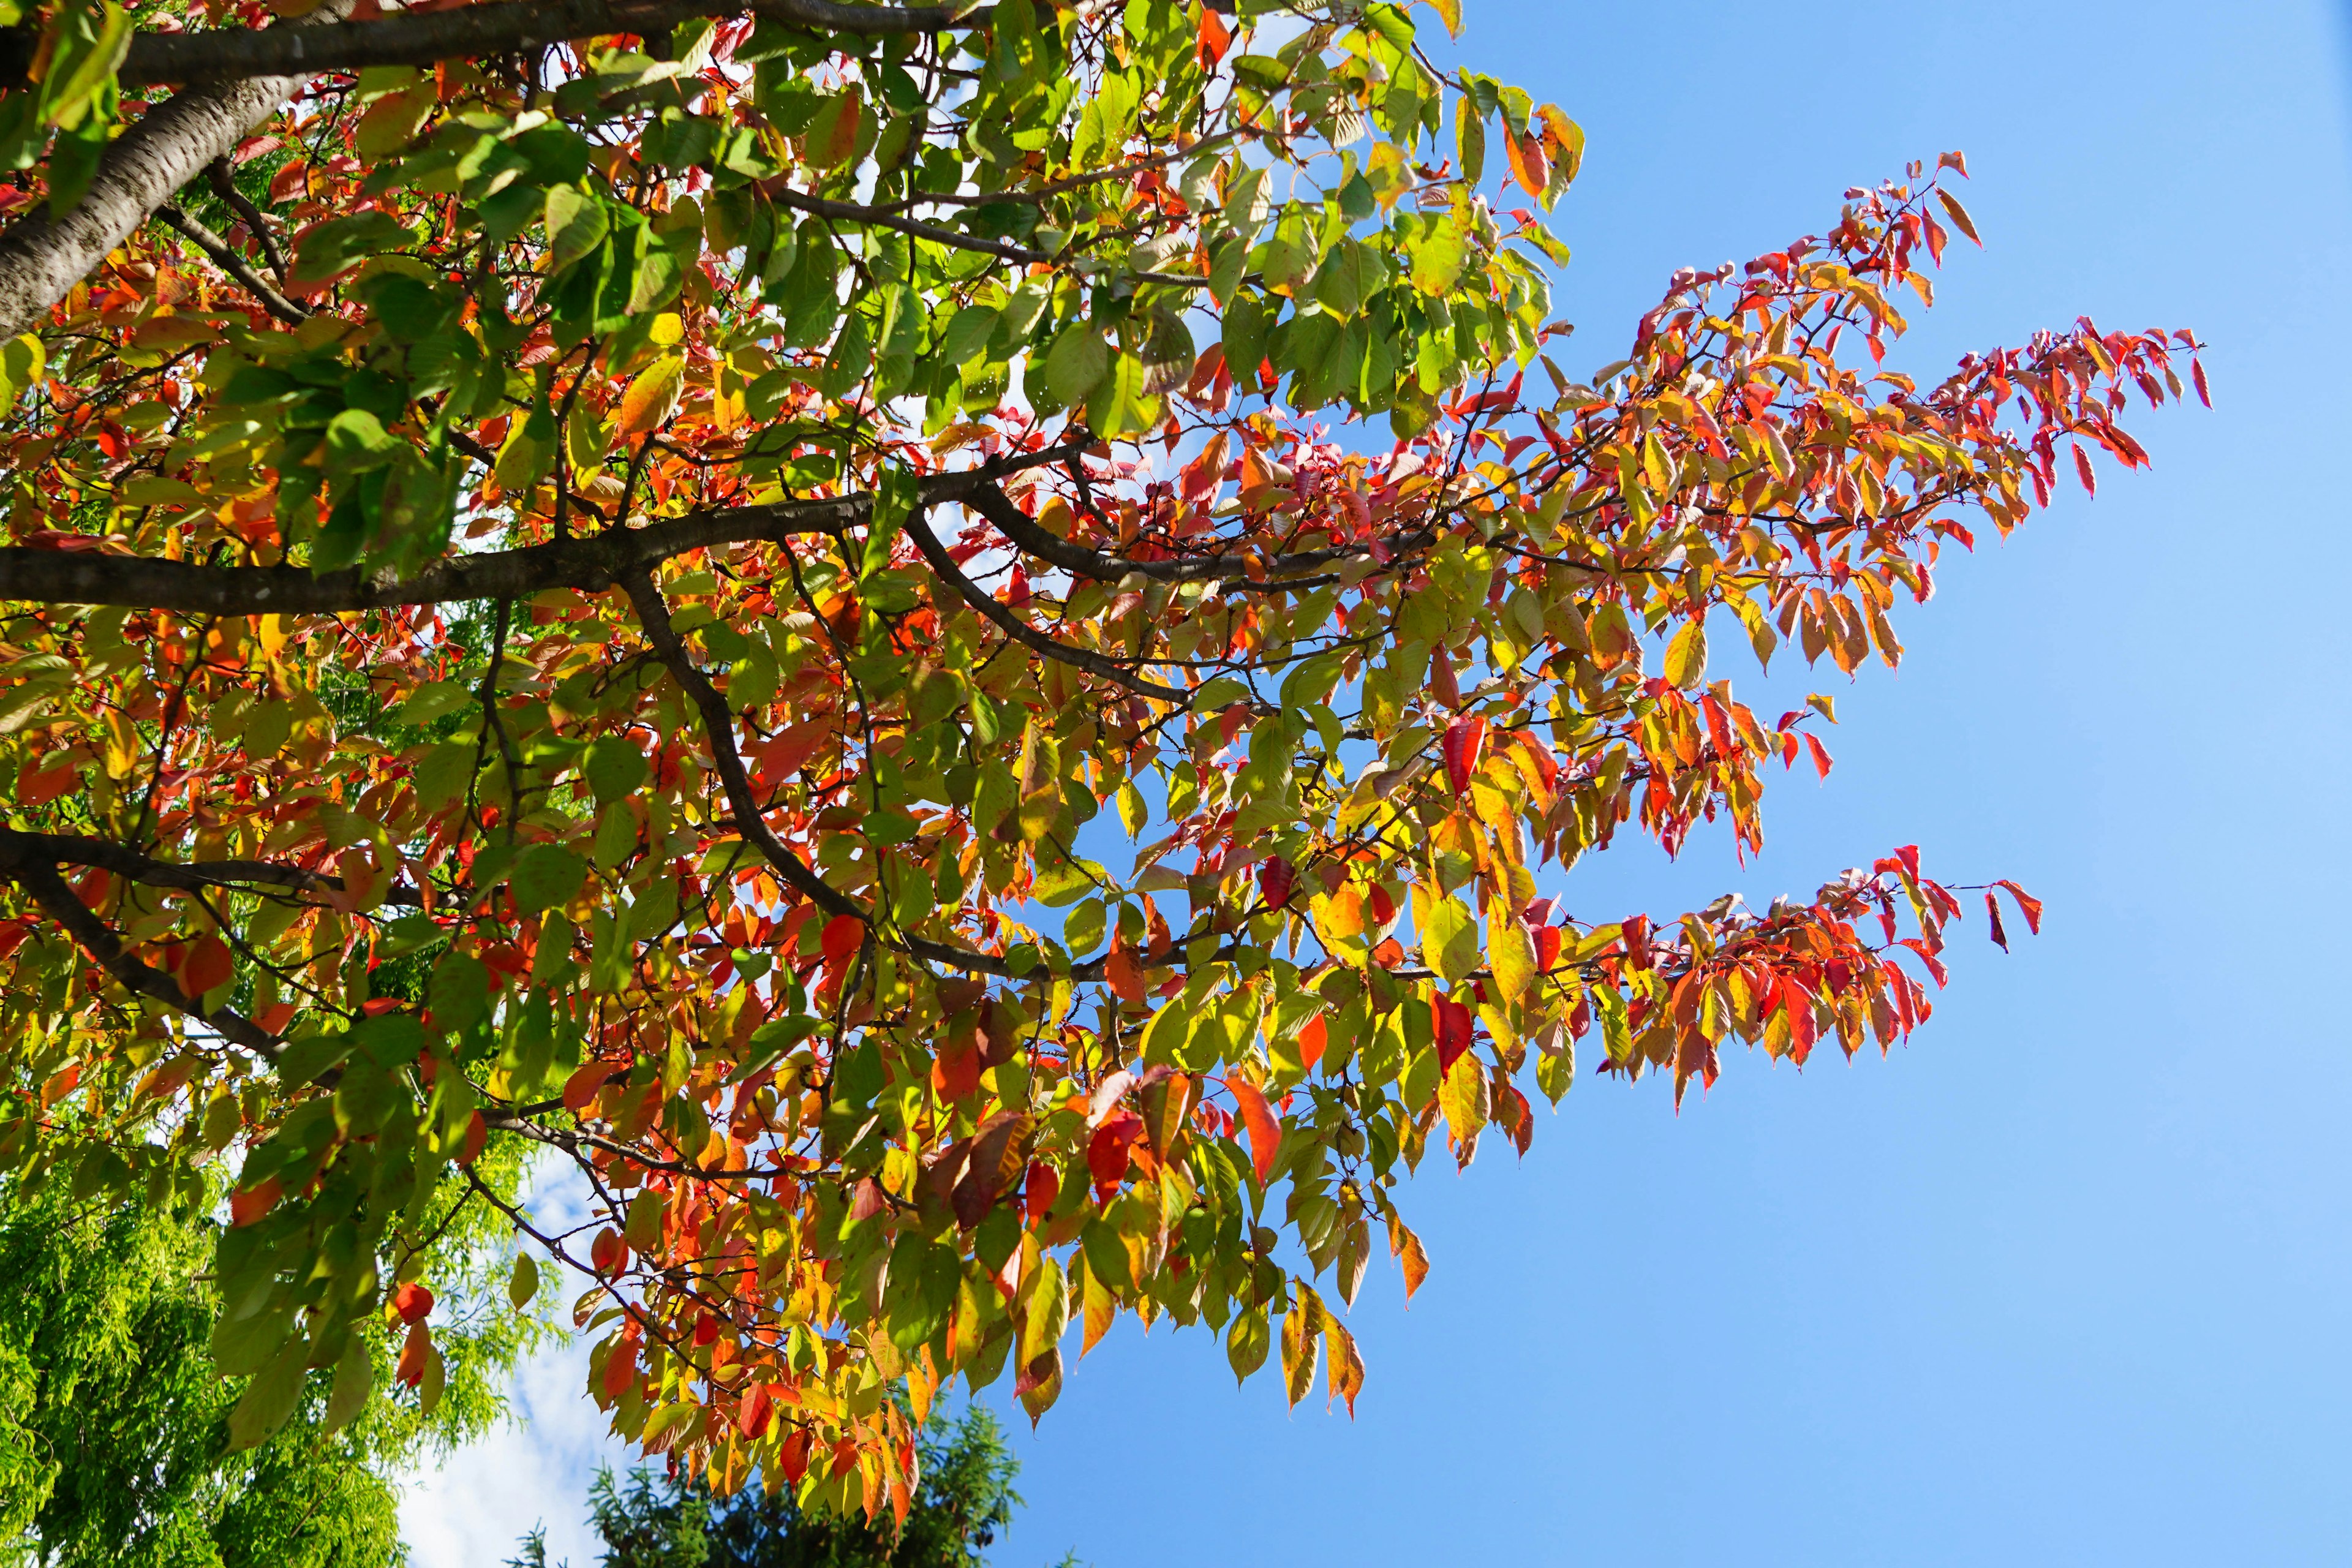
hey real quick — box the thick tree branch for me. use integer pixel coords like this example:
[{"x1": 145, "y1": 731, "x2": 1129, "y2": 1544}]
[
  {"x1": 901, "y1": 503, "x2": 1191, "y2": 703},
  {"x1": 0, "y1": 0, "x2": 357, "y2": 342},
  {"x1": 0, "y1": 492, "x2": 861, "y2": 613},
  {"x1": 0, "y1": 826, "x2": 421, "y2": 906},
  {"x1": 0, "y1": 445, "x2": 1078, "y2": 616},
  {"x1": 0, "y1": 0, "x2": 992, "y2": 90}
]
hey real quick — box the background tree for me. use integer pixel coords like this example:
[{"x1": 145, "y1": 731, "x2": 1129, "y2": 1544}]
[
  {"x1": 0, "y1": 0, "x2": 2203, "y2": 1527},
  {"x1": 0, "y1": 1149, "x2": 545, "y2": 1567},
  {"x1": 507, "y1": 1402, "x2": 1034, "y2": 1568}
]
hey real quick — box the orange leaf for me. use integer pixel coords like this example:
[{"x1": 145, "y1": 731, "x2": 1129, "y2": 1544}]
[
  {"x1": 1936, "y1": 188, "x2": 1981, "y2": 245},
  {"x1": 229, "y1": 1175, "x2": 281, "y2": 1228},
  {"x1": 1297, "y1": 1013, "x2": 1327, "y2": 1072},
  {"x1": 183, "y1": 933, "x2": 233, "y2": 998},
  {"x1": 1229, "y1": 1076, "x2": 1281, "y2": 1185},
  {"x1": 393, "y1": 1282, "x2": 435, "y2": 1324},
  {"x1": 1196, "y1": 3, "x2": 1232, "y2": 67}
]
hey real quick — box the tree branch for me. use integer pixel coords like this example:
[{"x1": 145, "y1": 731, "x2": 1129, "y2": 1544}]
[
  {"x1": 0, "y1": 0, "x2": 993, "y2": 90},
  {"x1": 0, "y1": 0, "x2": 357, "y2": 341},
  {"x1": 0, "y1": 445, "x2": 1080, "y2": 616},
  {"x1": 0, "y1": 826, "x2": 422, "y2": 906},
  {"x1": 155, "y1": 202, "x2": 307, "y2": 325},
  {"x1": 0, "y1": 845, "x2": 285, "y2": 1059},
  {"x1": 900, "y1": 502, "x2": 1191, "y2": 703}
]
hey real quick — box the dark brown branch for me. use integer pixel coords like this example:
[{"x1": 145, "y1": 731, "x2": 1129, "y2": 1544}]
[
  {"x1": 0, "y1": 0, "x2": 993, "y2": 90},
  {"x1": 0, "y1": 445, "x2": 1079, "y2": 616},
  {"x1": 0, "y1": 827, "x2": 421, "y2": 906},
  {"x1": 0, "y1": 844, "x2": 285, "y2": 1058},
  {"x1": 901, "y1": 503, "x2": 1191, "y2": 703},
  {"x1": 0, "y1": 493, "x2": 860, "y2": 614},
  {"x1": 155, "y1": 202, "x2": 307, "y2": 325},
  {"x1": 763, "y1": 183, "x2": 1205, "y2": 285},
  {"x1": 206, "y1": 157, "x2": 290, "y2": 281}
]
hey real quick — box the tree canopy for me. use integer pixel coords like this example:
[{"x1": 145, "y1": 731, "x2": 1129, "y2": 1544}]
[
  {"x1": 509, "y1": 1400, "x2": 1033, "y2": 1567},
  {"x1": 0, "y1": 0, "x2": 2203, "y2": 1526},
  {"x1": 0, "y1": 1162, "x2": 540, "y2": 1566}
]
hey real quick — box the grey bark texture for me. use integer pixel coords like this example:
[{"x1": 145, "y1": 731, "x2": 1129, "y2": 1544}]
[{"x1": 0, "y1": 0, "x2": 354, "y2": 342}]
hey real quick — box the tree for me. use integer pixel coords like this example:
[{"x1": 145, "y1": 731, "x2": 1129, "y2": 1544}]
[
  {"x1": 0, "y1": 1158, "x2": 541, "y2": 1566},
  {"x1": 0, "y1": 0, "x2": 2203, "y2": 1523},
  {"x1": 508, "y1": 1401, "x2": 1031, "y2": 1568}
]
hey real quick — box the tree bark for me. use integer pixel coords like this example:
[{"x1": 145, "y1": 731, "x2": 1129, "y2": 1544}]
[{"x1": 0, "y1": 0, "x2": 356, "y2": 342}]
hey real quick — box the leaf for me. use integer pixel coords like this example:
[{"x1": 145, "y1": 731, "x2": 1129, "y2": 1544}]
[
  {"x1": 227, "y1": 1336, "x2": 309, "y2": 1450},
  {"x1": 1487, "y1": 901, "x2": 1536, "y2": 1004},
  {"x1": 1936, "y1": 189, "x2": 1981, "y2": 245},
  {"x1": 1229, "y1": 1076, "x2": 1281, "y2": 1185},
  {"x1": 1663, "y1": 618, "x2": 1708, "y2": 689},
  {"x1": 1280, "y1": 1291, "x2": 1321, "y2": 1407},
  {"x1": 291, "y1": 211, "x2": 414, "y2": 285},
  {"x1": 1419, "y1": 891, "x2": 1477, "y2": 984},
  {"x1": 322, "y1": 1335, "x2": 374, "y2": 1433},
  {"x1": 1428, "y1": 0, "x2": 1463, "y2": 39},
  {"x1": 619, "y1": 355, "x2": 685, "y2": 435},
  {"x1": 1410, "y1": 208, "x2": 1469, "y2": 295},
  {"x1": 508, "y1": 1251, "x2": 540, "y2": 1308},
  {"x1": 510, "y1": 845, "x2": 586, "y2": 912},
  {"x1": 1044, "y1": 324, "x2": 1109, "y2": 409},
  {"x1": 1431, "y1": 993, "x2": 1474, "y2": 1072},
  {"x1": 545, "y1": 184, "x2": 609, "y2": 273},
  {"x1": 1226, "y1": 1302, "x2": 1269, "y2": 1384},
  {"x1": 1440, "y1": 714, "x2": 1486, "y2": 796},
  {"x1": 584, "y1": 736, "x2": 650, "y2": 802}
]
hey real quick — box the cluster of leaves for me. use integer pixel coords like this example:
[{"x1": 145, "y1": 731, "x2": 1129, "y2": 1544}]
[{"x1": 0, "y1": 0, "x2": 2201, "y2": 1527}]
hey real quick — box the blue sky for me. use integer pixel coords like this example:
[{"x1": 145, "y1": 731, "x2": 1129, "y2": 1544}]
[{"x1": 407, "y1": 2, "x2": 2352, "y2": 1563}]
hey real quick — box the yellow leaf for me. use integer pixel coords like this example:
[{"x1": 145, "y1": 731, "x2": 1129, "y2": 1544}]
[
  {"x1": 1663, "y1": 618, "x2": 1707, "y2": 689},
  {"x1": 1426, "y1": 0, "x2": 1462, "y2": 37},
  {"x1": 1486, "y1": 897, "x2": 1536, "y2": 1003},
  {"x1": 619, "y1": 355, "x2": 685, "y2": 435}
]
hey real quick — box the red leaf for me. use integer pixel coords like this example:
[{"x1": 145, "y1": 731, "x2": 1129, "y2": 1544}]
[
  {"x1": 693, "y1": 1311, "x2": 720, "y2": 1348},
  {"x1": 1994, "y1": 879, "x2": 2044, "y2": 934},
  {"x1": 397, "y1": 1321, "x2": 432, "y2": 1387},
  {"x1": 1296, "y1": 1013, "x2": 1327, "y2": 1072},
  {"x1": 1532, "y1": 925, "x2": 1563, "y2": 972},
  {"x1": 2191, "y1": 358, "x2": 2211, "y2": 408},
  {"x1": 1441, "y1": 715, "x2": 1487, "y2": 797},
  {"x1": 392, "y1": 1281, "x2": 435, "y2": 1325},
  {"x1": 1023, "y1": 1161, "x2": 1058, "y2": 1224},
  {"x1": 1431, "y1": 995, "x2": 1474, "y2": 1072},
  {"x1": 819, "y1": 914, "x2": 865, "y2": 963},
  {"x1": 1229, "y1": 1076, "x2": 1281, "y2": 1185},
  {"x1": 562, "y1": 1060, "x2": 616, "y2": 1114},
  {"x1": 1256, "y1": 854, "x2": 1295, "y2": 908},
  {"x1": 1087, "y1": 1110, "x2": 1143, "y2": 1197},
  {"x1": 2072, "y1": 443, "x2": 2097, "y2": 498},
  {"x1": 931, "y1": 1037, "x2": 981, "y2": 1101},
  {"x1": 738, "y1": 1382, "x2": 774, "y2": 1440},
  {"x1": 1366, "y1": 884, "x2": 1396, "y2": 928},
  {"x1": 590, "y1": 1227, "x2": 625, "y2": 1275},
  {"x1": 1196, "y1": 2, "x2": 1232, "y2": 66},
  {"x1": 1803, "y1": 732, "x2": 1833, "y2": 780},
  {"x1": 457, "y1": 1110, "x2": 487, "y2": 1166},
  {"x1": 1984, "y1": 891, "x2": 2010, "y2": 952}
]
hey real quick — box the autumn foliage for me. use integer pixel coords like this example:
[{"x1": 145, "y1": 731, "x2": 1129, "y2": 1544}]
[{"x1": 0, "y1": 0, "x2": 2199, "y2": 1521}]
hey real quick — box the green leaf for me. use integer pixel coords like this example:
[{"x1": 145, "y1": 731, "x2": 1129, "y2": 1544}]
[
  {"x1": 1044, "y1": 323, "x2": 1109, "y2": 409},
  {"x1": 321, "y1": 1335, "x2": 374, "y2": 1433},
  {"x1": 510, "y1": 845, "x2": 587, "y2": 912},
  {"x1": 291, "y1": 211, "x2": 416, "y2": 285},
  {"x1": 427, "y1": 949, "x2": 491, "y2": 1033},
  {"x1": 1226, "y1": 1302, "x2": 1270, "y2": 1384},
  {"x1": 227, "y1": 1336, "x2": 309, "y2": 1451},
  {"x1": 1419, "y1": 890, "x2": 1478, "y2": 983},
  {"x1": 1411, "y1": 210, "x2": 1469, "y2": 296},
  {"x1": 545, "y1": 184, "x2": 609, "y2": 273},
  {"x1": 325, "y1": 408, "x2": 402, "y2": 473},
  {"x1": 509, "y1": 1251, "x2": 540, "y2": 1308},
  {"x1": 584, "y1": 736, "x2": 650, "y2": 802}
]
